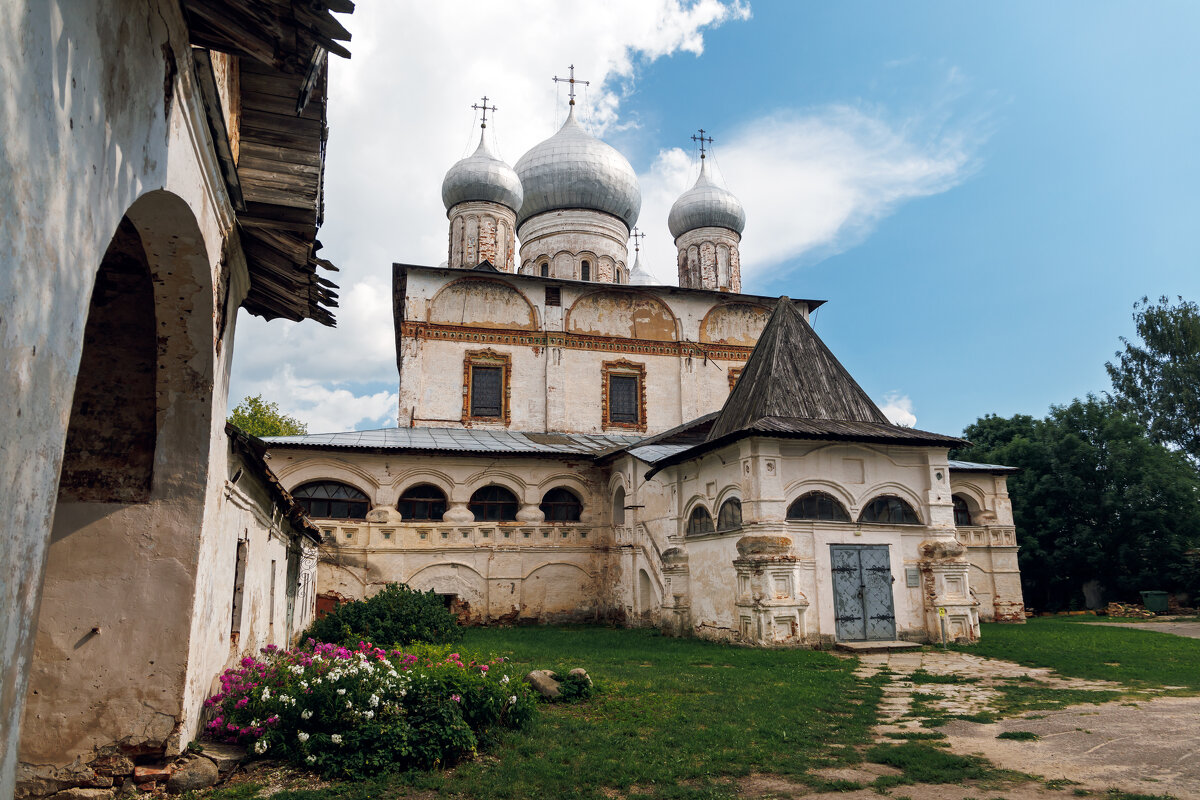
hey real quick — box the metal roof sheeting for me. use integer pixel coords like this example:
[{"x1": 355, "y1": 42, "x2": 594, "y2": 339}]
[
  {"x1": 264, "y1": 427, "x2": 644, "y2": 456},
  {"x1": 948, "y1": 459, "x2": 1019, "y2": 474}
]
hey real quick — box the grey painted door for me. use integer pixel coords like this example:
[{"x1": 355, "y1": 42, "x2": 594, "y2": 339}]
[{"x1": 830, "y1": 545, "x2": 896, "y2": 641}]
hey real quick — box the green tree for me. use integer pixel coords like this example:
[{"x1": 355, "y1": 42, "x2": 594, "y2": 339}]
[
  {"x1": 954, "y1": 398, "x2": 1200, "y2": 610},
  {"x1": 1106, "y1": 295, "x2": 1200, "y2": 462},
  {"x1": 228, "y1": 394, "x2": 308, "y2": 438}
]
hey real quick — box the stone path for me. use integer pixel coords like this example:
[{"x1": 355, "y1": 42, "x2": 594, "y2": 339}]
[
  {"x1": 851, "y1": 649, "x2": 1120, "y2": 732},
  {"x1": 1088, "y1": 619, "x2": 1200, "y2": 639}
]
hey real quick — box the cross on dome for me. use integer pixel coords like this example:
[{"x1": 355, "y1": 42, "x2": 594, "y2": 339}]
[
  {"x1": 691, "y1": 129, "x2": 714, "y2": 159},
  {"x1": 630, "y1": 227, "x2": 646, "y2": 252},
  {"x1": 552, "y1": 64, "x2": 589, "y2": 106},
  {"x1": 471, "y1": 96, "x2": 497, "y2": 129}
]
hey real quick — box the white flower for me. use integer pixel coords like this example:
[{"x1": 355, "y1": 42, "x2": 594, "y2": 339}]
[
  {"x1": 363, "y1": 710, "x2": 374, "y2": 720},
  {"x1": 501, "y1": 674, "x2": 510, "y2": 684},
  {"x1": 299, "y1": 680, "x2": 309, "y2": 690},
  {"x1": 331, "y1": 734, "x2": 343, "y2": 745},
  {"x1": 261, "y1": 687, "x2": 271, "y2": 701},
  {"x1": 290, "y1": 665, "x2": 305, "y2": 675},
  {"x1": 336, "y1": 688, "x2": 346, "y2": 696},
  {"x1": 509, "y1": 695, "x2": 517, "y2": 705},
  {"x1": 254, "y1": 739, "x2": 269, "y2": 755},
  {"x1": 250, "y1": 719, "x2": 260, "y2": 728},
  {"x1": 278, "y1": 694, "x2": 291, "y2": 704},
  {"x1": 297, "y1": 731, "x2": 310, "y2": 743},
  {"x1": 301, "y1": 709, "x2": 313, "y2": 720},
  {"x1": 368, "y1": 694, "x2": 380, "y2": 707},
  {"x1": 306, "y1": 755, "x2": 316, "y2": 765},
  {"x1": 345, "y1": 700, "x2": 353, "y2": 709}
]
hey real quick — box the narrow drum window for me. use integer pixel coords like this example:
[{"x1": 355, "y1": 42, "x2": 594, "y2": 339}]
[
  {"x1": 609, "y1": 375, "x2": 639, "y2": 423},
  {"x1": 540, "y1": 262, "x2": 549, "y2": 277},
  {"x1": 540, "y1": 487, "x2": 583, "y2": 522},
  {"x1": 581, "y1": 260, "x2": 591, "y2": 281},
  {"x1": 470, "y1": 365, "x2": 503, "y2": 417},
  {"x1": 687, "y1": 505, "x2": 715, "y2": 536},
  {"x1": 469, "y1": 485, "x2": 519, "y2": 522},
  {"x1": 398, "y1": 484, "x2": 448, "y2": 521},
  {"x1": 293, "y1": 481, "x2": 370, "y2": 519}
]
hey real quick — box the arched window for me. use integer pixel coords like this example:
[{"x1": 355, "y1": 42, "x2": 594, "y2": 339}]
[
  {"x1": 540, "y1": 487, "x2": 583, "y2": 522},
  {"x1": 581, "y1": 260, "x2": 591, "y2": 281},
  {"x1": 397, "y1": 484, "x2": 447, "y2": 521},
  {"x1": 787, "y1": 491, "x2": 851, "y2": 522},
  {"x1": 540, "y1": 262, "x2": 549, "y2": 277},
  {"x1": 953, "y1": 494, "x2": 973, "y2": 527},
  {"x1": 612, "y1": 486, "x2": 626, "y2": 526},
  {"x1": 293, "y1": 481, "x2": 370, "y2": 520},
  {"x1": 717, "y1": 498, "x2": 742, "y2": 531},
  {"x1": 469, "y1": 485, "x2": 519, "y2": 522},
  {"x1": 686, "y1": 505, "x2": 715, "y2": 536},
  {"x1": 859, "y1": 495, "x2": 921, "y2": 525}
]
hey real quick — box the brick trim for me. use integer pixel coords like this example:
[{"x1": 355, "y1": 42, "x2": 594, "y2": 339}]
[
  {"x1": 462, "y1": 348, "x2": 511, "y2": 426},
  {"x1": 601, "y1": 359, "x2": 647, "y2": 432},
  {"x1": 728, "y1": 367, "x2": 743, "y2": 391}
]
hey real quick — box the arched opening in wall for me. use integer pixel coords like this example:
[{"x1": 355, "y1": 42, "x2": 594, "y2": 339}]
[
  {"x1": 787, "y1": 491, "x2": 851, "y2": 522},
  {"x1": 638, "y1": 569, "x2": 655, "y2": 615},
  {"x1": 293, "y1": 481, "x2": 370, "y2": 520},
  {"x1": 24, "y1": 191, "x2": 216, "y2": 768},
  {"x1": 612, "y1": 486, "x2": 626, "y2": 526},
  {"x1": 469, "y1": 485, "x2": 519, "y2": 522},
  {"x1": 859, "y1": 495, "x2": 921, "y2": 525},
  {"x1": 540, "y1": 487, "x2": 582, "y2": 522},
  {"x1": 397, "y1": 484, "x2": 447, "y2": 521},
  {"x1": 686, "y1": 505, "x2": 715, "y2": 536},
  {"x1": 716, "y1": 498, "x2": 742, "y2": 531},
  {"x1": 581, "y1": 260, "x2": 591, "y2": 281},
  {"x1": 952, "y1": 494, "x2": 974, "y2": 527},
  {"x1": 540, "y1": 261, "x2": 549, "y2": 277}
]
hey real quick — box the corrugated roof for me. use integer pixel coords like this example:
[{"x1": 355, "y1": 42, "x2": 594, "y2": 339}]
[
  {"x1": 948, "y1": 459, "x2": 1019, "y2": 474},
  {"x1": 264, "y1": 427, "x2": 644, "y2": 456}
]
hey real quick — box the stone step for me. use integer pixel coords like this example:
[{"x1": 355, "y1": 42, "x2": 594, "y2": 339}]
[{"x1": 835, "y1": 640, "x2": 923, "y2": 654}]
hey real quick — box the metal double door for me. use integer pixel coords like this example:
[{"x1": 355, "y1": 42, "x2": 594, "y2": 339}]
[{"x1": 830, "y1": 545, "x2": 896, "y2": 641}]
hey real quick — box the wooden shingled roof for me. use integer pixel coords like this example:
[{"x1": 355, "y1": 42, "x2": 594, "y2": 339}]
[
  {"x1": 642, "y1": 298, "x2": 964, "y2": 477},
  {"x1": 183, "y1": 0, "x2": 354, "y2": 326}
]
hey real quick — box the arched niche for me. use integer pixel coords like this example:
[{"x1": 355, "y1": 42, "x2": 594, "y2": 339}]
[
  {"x1": 428, "y1": 277, "x2": 538, "y2": 330},
  {"x1": 699, "y1": 303, "x2": 772, "y2": 346},
  {"x1": 567, "y1": 290, "x2": 679, "y2": 341}
]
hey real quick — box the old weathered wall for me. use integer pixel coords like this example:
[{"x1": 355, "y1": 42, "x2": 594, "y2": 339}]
[
  {"x1": 395, "y1": 269, "x2": 794, "y2": 435},
  {"x1": 0, "y1": 1, "x2": 248, "y2": 792},
  {"x1": 951, "y1": 473, "x2": 1025, "y2": 622},
  {"x1": 517, "y1": 209, "x2": 628, "y2": 281},
  {"x1": 269, "y1": 450, "x2": 617, "y2": 623}
]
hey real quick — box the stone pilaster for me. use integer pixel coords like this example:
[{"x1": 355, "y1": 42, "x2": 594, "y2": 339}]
[
  {"x1": 732, "y1": 535, "x2": 809, "y2": 646},
  {"x1": 676, "y1": 226, "x2": 741, "y2": 292}
]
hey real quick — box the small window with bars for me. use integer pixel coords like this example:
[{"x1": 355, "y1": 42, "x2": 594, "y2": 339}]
[
  {"x1": 545, "y1": 286, "x2": 561, "y2": 307},
  {"x1": 608, "y1": 375, "x2": 639, "y2": 423},
  {"x1": 470, "y1": 365, "x2": 503, "y2": 417}
]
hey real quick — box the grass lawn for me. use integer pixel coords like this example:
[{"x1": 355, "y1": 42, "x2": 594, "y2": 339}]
[
  {"x1": 267, "y1": 626, "x2": 882, "y2": 800},
  {"x1": 956, "y1": 618, "x2": 1200, "y2": 691}
]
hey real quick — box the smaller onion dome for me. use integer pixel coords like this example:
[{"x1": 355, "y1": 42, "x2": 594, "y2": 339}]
[
  {"x1": 441, "y1": 132, "x2": 524, "y2": 214},
  {"x1": 627, "y1": 249, "x2": 656, "y2": 285},
  {"x1": 667, "y1": 158, "x2": 746, "y2": 239}
]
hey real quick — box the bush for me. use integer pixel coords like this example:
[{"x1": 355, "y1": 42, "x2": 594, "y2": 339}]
[
  {"x1": 204, "y1": 641, "x2": 536, "y2": 779},
  {"x1": 304, "y1": 584, "x2": 462, "y2": 647}
]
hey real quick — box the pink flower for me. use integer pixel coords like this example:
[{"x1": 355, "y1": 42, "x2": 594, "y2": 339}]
[
  {"x1": 450, "y1": 694, "x2": 461, "y2": 703},
  {"x1": 235, "y1": 697, "x2": 249, "y2": 709},
  {"x1": 480, "y1": 665, "x2": 489, "y2": 672}
]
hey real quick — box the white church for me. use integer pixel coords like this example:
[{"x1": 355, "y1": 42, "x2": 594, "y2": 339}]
[{"x1": 265, "y1": 85, "x2": 1026, "y2": 647}]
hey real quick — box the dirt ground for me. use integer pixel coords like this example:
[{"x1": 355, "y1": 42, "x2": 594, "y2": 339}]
[{"x1": 1089, "y1": 619, "x2": 1200, "y2": 639}]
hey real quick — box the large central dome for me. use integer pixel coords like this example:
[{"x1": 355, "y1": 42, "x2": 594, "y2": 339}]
[{"x1": 514, "y1": 107, "x2": 641, "y2": 230}]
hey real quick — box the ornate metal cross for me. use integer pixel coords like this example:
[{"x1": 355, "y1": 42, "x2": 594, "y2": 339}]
[
  {"x1": 630, "y1": 227, "x2": 646, "y2": 253},
  {"x1": 471, "y1": 96, "x2": 497, "y2": 129},
  {"x1": 691, "y1": 129, "x2": 714, "y2": 158},
  {"x1": 553, "y1": 65, "x2": 589, "y2": 106}
]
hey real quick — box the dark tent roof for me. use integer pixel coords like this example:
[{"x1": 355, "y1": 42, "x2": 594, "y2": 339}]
[{"x1": 643, "y1": 297, "x2": 965, "y2": 477}]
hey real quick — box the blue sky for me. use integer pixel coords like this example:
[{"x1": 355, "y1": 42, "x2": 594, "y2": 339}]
[{"x1": 230, "y1": 1, "x2": 1200, "y2": 437}]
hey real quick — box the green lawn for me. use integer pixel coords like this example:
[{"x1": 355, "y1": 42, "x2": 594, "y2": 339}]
[{"x1": 957, "y1": 618, "x2": 1200, "y2": 691}]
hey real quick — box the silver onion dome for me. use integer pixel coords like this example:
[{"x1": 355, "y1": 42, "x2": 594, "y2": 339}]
[
  {"x1": 667, "y1": 158, "x2": 746, "y2": 239},
  {"x1": 514, "y1": 107, "x2": 641, "y2": 230},
  {"x1": 441, "y1": 133, "x2": 524, "y2": 214},
  {"x1": 627, "y1": 249, "x2": 656, "y2": 285}
]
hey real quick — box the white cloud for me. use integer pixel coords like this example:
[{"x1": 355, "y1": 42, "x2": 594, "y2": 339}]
[
  {"x1": 880, "y1": 392, "x2": 917, "y2": 428},
  {"x1": 634, "y1": 104, "x2": 979, "y2": 284}
]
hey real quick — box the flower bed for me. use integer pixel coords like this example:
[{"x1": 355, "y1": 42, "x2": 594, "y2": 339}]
[{"x1": 203, "y1": 641, "x2": 536, "y2": 778}]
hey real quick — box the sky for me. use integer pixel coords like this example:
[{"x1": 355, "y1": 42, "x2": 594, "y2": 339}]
[{"x1": 229, "y1": 0, "x2": 1200, "y2": 437}]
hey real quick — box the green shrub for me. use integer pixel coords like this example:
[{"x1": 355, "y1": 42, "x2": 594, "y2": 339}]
[
  {"x1": 204, "y1": 642, "x2": 536, "y2": 779},
  {"x1": 303, "y1": 584, "x2": 462, "y2": 647},
  {"x1": 555, "y1": 670, "x2": 595, "y2": 702}
]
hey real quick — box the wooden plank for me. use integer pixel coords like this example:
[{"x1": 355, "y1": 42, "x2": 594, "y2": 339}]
[
  {"x1": 237, "y1": 155, "x2": 321, "y2": 178},
  {"x1": 240, "y1": 89, "x2": 324, "y2": 120},
  {"x1": 240, "y1": 184, "x2": 315, "y2": 209},
  {"x1": 239, "y1": 140, "x2": 322, "y2": 168}
]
